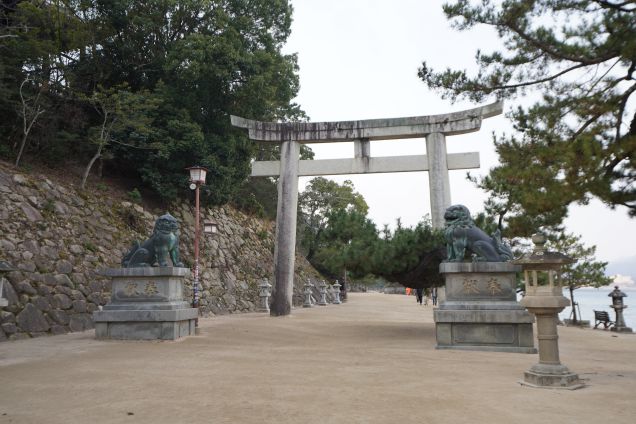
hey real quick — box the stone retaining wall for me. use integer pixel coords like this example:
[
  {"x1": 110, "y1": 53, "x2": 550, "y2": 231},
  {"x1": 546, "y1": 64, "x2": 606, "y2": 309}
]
[{"x1": 0, "y1": 163, "x2": 327, "y2": 341}]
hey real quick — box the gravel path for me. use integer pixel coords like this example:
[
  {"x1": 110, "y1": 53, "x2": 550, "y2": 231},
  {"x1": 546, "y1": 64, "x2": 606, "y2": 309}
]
[{"x1": 1, "y1": 292, "x2": 635, "y2": 423}]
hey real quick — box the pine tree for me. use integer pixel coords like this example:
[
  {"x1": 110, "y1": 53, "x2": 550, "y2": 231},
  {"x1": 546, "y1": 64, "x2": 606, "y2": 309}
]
[
  {"x1": 420, "y1": 0, "x2": 636, "y2": 231},
  {"x1": 548, "y1": 233, "x2": 612, "y2": 324}
]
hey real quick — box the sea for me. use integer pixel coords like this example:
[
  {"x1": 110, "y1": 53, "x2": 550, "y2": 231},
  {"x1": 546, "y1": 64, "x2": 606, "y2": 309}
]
[{"x1": 557, "y1": 287, "x2": 636, "y2": 325}]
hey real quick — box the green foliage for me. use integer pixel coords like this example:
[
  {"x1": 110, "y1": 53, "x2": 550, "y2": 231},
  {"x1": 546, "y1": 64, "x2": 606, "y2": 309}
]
[
  {"x1": 547, "y1": 233, "x2": 612, "y2": 290},
  {"x1": 298, "y1": 177, "x2": 368, "y2": 260},
  {"x1": 370, "y1": 219, "x2": 446, "y2": 288},
  {"x1": 312, "y1": 209, "x2": 378, "y2": 279},
  {"x1": 42, "y1": 198, "x2": 55, "y2": 216},
  {"x1": 127, "y1": 188, "x2": 142, "y2": 204},
  {"x1": 231, "y1": 178, "x2": 277, "y2": 218},
  {"x1": 83, "y1": 241, "x2": 97, "y2": 253},
  {"x1": 420, "y1": 0, "x2": 636, "y2": 232},
  {"x1": 298, "y1": 178, "x2": 446, "y2": 287},
  {"x1": 232, "y1": 191, "x2": 265, "y2": 217},
  {"x1": 547, "y1": 232, "x2": 611, "y2": 322},
  {"x1": 116, "y1": 204, "x2": 145, "y2": 232},
  {"x1": 0, "y1": 0, "x2": 303, "y2": 206}
]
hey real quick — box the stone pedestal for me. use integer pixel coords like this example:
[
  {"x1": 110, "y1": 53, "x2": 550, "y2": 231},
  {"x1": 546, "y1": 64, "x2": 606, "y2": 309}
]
[
  {"x1": 434, "y1": 262, "x2": 536, "y2": 353},
  {"x1": 518, "y1": 301, "x2": 584, "y2": 390},
  {"x1": 93, "y1": 267, "x2": 197, "y2": 340}
]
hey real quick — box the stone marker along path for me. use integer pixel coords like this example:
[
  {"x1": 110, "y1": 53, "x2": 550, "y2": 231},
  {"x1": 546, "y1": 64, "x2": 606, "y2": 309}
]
[{"x1": 0, "y1": 292, "x2": 635, "y2": 424}]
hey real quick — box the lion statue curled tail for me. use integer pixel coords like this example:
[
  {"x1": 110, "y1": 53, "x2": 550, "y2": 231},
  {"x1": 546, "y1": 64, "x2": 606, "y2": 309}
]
[
  {"x1": 444, "y1": 204, "x2": 513, "y2": 262},
  {"x1": 122, "y1": 213, "x2": 184, "y2": 268}
]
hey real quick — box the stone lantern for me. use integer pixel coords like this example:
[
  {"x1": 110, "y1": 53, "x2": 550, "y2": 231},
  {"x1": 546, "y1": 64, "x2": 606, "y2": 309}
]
[
  {"x1": 0, "y1": 261, "x2": 16, "y2": 308},
  {"x1": 513, "y1": 233, "x2": 584, "y2": 389},
  {"x1": 332, "y1": 280, "x2": 342, "y2": 305},
  {"x1": 303, "y1": 280, "x2": 314, "y2": 308},
  {"x1": 609, "y1": 286, "x2": 633, "y2": 333},
  {"x1": 258, "y1": 279, "x2": 272, "y2": 313},
  {"x1": 317, "y1": 280, "x2": 328, "y2": 306}
]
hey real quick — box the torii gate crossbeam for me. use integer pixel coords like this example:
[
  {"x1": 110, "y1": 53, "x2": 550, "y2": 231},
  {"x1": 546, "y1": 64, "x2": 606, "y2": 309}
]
[{"x1": 231, "y1": 101, "x2": 503, "y2": 316}]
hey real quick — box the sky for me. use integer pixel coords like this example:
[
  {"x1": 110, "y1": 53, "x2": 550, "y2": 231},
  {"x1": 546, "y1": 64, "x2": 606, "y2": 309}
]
[{"x1": 281, "y1": 0, "x2": 636, "y2": 268}]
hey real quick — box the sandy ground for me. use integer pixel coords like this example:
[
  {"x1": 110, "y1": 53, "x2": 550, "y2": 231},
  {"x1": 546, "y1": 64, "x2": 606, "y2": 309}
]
[{"x1": 0, "y1": 292, "x2": 635, "y2": 424}]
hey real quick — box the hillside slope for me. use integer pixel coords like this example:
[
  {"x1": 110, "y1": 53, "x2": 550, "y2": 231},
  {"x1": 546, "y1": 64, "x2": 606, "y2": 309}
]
[{"x1": 0, "y1": 161, "x2": 326, "y2": 341}]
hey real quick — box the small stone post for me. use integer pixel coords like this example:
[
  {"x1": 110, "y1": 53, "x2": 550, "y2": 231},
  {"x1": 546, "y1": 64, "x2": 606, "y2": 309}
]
[
  {"x1": 609, "y1": 286, "x2": 633, "y2": 333},
  {"x1": 514, "y1": 233, "x2": 584, "y2": 389},
  {"x1": 317, "y1": 280, "x2": 328, "y2": 306},
  {"x1": 0, "y1": 261, "x2": 16, "y2": 308},
  {"x1": 303, "y1": 280, "x2": 314, "y2": 308},
  {"x1": 332, "y1": 280, "x2": 342, "y2": 305},
  {"x1": 258, "y1": 279, "x2": 272, "y2": 313}
]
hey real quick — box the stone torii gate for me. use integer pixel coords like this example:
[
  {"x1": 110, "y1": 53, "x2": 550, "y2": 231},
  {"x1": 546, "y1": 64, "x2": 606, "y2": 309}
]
[{"x1": 231, "y1": 101, "x2": 503, "y2": 316}]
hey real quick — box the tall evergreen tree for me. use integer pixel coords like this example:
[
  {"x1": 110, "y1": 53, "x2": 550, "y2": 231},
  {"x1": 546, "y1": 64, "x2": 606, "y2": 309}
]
[
  {"x1": 312, "y1": 209, "x2": 378, "y2": 280},
  {"x1": 0, "y1": 1, "x2": 303, "y2": 205},
  {"x1": 298, "y1": 177, "x2": 368, "y2": 261},
  {"x1": 420, "y1": 0, "x2": 636, "y2": 233}
]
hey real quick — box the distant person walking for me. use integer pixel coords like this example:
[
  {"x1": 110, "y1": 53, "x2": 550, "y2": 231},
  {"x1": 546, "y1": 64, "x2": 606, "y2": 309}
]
[
  {"x1": 415, "y1": 288, "x2": 423, "y2": 304},
  {"x1": 432, "y1": 287, "x2": 438, "y2": 306}
]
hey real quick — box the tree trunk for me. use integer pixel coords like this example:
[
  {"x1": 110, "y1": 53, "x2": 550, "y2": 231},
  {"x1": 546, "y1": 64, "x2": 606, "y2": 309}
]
[
  {"x1": 16, "y1": 80, "x2": 44, "y2": 167},
  {"x1": 15, "y1": 132, "x2": 29, "y2": 167},
  {"x1": 80, "y1": 145, "x2": 103, "y2": 189},
  {"x1": 569, "y1": 285, "x2": 578, "y2": 323}
]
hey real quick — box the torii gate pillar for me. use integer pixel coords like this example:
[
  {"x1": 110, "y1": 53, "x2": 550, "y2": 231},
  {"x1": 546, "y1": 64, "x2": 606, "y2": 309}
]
[
  {"x1": 272, "y1": 140, "x2": 300, "y2": 316},
  {"x1": 232, "y1": 101, "x2": 502, "y2": 316},
  {"x1": 426, "y1": 132, "x2": 452, "y2": 228}
]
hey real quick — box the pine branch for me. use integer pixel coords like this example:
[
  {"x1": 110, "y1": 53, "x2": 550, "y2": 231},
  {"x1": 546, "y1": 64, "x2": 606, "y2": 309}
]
[
  {"x1": 594, "y1": 0, "x2": 636, "y2": 12},
  {"x1": 615, "y1": 83, "x2": 636, "y2": 142}
]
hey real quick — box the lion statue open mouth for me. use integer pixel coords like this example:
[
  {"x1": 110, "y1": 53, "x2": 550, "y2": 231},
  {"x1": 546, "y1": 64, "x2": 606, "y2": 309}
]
[
  {"x1": 122, "y1": 213, "x2": 184, "y2": 268},
  {"x1": 444, "y1": 204, "x2": 513, "y2": 263}
]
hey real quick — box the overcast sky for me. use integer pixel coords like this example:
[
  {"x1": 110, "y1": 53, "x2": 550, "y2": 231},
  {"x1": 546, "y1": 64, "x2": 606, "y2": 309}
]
[{"x1": 281, "y1": 0, "x2": 635, "y2": 266}]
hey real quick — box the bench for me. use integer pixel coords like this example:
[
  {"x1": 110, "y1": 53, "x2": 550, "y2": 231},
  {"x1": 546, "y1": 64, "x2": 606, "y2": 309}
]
[{"x1": 593, "y1": 310, "x2": 614, "y2": 329}]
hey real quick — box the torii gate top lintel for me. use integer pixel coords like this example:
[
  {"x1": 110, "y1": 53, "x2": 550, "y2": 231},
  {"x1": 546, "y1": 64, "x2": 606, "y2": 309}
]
[{"x1": 230, "y1": 101, "x2": 502, "y2": 143}]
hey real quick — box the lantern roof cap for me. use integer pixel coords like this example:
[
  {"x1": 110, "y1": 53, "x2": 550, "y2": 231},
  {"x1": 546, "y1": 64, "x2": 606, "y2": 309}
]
[
  {"x1": 609, "y1": 286, "x2": 627, "y2": 298},
  {"x1": 512, "y1": 233, "x2": 574, "y2": 268}
]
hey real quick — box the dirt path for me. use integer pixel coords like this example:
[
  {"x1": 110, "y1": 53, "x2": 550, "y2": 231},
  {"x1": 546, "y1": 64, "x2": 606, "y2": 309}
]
[{"x1": 1, "y1": 292, "x2": 635, "y2": 424}]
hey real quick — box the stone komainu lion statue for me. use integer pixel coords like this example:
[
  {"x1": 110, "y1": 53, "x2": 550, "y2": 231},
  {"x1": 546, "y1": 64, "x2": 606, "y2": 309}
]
[
  {"x1": 122, "y1": 213, "x2": 184, "y2": 268},
  {"x1": 444, "y1": 204, "x2": 513, "y2": 262}
]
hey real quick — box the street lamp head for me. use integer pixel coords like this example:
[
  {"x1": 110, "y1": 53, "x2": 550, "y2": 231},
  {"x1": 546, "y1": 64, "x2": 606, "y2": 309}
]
[
  {"x1": 203, "y1": 219, "x2": 218, "y2": 234},
  {"x1": 186, "y1": 166, "x2": 209, "y2": 185}
]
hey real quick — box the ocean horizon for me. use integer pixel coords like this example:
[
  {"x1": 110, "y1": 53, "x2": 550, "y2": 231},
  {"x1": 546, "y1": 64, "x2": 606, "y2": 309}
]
[{"x1": 559, "y1": 286, "x2": 636, "y2": 327}]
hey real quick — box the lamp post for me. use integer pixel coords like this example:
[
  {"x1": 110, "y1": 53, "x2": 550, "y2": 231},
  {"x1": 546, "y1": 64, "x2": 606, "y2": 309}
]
[{"x1": 186, "y1": 166, "x2": 209, "y2": 331}]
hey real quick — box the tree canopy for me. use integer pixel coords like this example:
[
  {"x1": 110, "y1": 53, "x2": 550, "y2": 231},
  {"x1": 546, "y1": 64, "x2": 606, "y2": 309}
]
[
  {"x1": 420, "y1": 0, "x2": 636, "y2": 235},
  {"x1": 547, "y1": 232, "x2": 611, "y2": 322},
  {"x1": 298, "y1": 177, "x2": 368, "y2": 261},
  {"x1": 1, "y1": 0, "x2": 303, "y2": 206},
  {"x1": 370, "y1": 220, "x2": 446, "y2": 288},
  {"x1": 297, "y1": 178, "x2": 446, "y2": 288}
]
